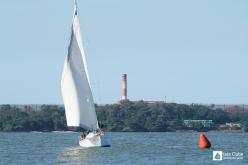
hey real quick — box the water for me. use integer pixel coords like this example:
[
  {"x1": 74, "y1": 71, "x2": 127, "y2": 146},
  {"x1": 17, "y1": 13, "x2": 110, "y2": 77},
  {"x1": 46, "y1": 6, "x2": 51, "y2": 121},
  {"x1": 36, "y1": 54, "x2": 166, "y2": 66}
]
[{"x1": 0, "y1": 132, "x2": 247, "y2": 165}]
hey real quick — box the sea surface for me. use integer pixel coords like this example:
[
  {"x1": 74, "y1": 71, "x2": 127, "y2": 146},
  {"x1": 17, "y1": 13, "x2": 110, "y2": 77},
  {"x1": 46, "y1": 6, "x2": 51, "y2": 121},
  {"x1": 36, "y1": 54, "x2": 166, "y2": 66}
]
[{"x1": 0, "y1": 132, "x2": 247, "y2": 165}]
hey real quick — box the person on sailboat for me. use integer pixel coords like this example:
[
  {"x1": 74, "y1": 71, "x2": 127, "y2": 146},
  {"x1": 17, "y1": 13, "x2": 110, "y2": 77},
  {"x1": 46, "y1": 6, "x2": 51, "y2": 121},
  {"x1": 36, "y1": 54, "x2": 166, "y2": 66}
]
[
  {"x1": 100, "y1": 128, "x2": 104, "y2": 136},
  {"x1": 98, "y1": 123, "x2": 104, "y2": 136},
  {"x1": 80, "y1": 132, "x2": 85, "y2": 139}
]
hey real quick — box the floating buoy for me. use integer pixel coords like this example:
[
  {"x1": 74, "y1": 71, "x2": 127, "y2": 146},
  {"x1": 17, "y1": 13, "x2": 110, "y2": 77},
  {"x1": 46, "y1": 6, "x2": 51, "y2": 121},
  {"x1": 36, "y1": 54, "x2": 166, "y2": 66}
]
[{"x1": 199, "y1": 133, "x2": 211, "y2": 149}]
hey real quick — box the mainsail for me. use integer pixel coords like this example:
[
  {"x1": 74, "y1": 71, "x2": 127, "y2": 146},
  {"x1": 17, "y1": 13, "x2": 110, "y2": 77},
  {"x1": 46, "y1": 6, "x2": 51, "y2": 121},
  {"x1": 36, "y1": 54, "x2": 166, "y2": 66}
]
[{"x1": 61, "y1": 1, "x2": 98, "y2": 131}]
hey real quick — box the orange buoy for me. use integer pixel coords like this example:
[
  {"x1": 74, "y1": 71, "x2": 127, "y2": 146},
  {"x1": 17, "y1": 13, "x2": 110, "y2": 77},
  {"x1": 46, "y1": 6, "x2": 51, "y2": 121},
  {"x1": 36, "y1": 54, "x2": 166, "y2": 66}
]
[{"x1": 199, "y1": 133, "x2": 211, "y2": 149}]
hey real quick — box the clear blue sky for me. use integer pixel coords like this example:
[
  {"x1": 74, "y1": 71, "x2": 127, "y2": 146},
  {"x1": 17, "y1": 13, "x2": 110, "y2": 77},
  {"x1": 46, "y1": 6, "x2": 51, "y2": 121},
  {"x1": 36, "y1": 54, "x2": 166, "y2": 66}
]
[{"x1": 0, "y1": 0, "x2": 247, "y2": 104}]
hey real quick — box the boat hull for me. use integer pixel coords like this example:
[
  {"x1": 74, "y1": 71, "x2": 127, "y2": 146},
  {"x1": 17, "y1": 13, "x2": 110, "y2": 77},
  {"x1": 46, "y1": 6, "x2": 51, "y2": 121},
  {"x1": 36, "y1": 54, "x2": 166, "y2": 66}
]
[{"x1": 79, "y1": 132, "x2": 111, "y2": 148}]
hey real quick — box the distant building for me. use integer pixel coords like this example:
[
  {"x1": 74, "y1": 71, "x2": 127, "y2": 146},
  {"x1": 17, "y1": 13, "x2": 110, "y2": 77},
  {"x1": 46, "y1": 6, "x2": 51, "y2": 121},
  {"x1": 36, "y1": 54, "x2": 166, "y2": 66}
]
[
  {"x1": 183, "y1": 120, "x2": 213, "y2": 128},
  {"x1": 225, "y1": 123, "x2": 241, "y2": 128},
  {"x1": 130, "y1": 100, "x2": 165, "y2": 104},
  {"x1": 0, "y1": 104, "x2": 64, "y2": 112},
  {"x1": 224, "y1": 105, "x2": 247, "y2": 112}
]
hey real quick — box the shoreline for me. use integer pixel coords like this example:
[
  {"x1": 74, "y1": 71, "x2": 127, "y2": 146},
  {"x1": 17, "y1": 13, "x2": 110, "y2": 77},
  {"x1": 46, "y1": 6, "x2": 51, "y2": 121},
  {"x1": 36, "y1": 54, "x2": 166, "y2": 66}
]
[{"x1": 0, "y1": 130, "x2": 246, "y2": 133}]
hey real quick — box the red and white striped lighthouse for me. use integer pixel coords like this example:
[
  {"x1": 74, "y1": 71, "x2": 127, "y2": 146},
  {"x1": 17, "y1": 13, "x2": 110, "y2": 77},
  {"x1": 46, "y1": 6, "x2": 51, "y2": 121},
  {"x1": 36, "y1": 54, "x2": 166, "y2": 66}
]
[{"x1": 121, "y1": 74, "x2": 127, "y2": 100}]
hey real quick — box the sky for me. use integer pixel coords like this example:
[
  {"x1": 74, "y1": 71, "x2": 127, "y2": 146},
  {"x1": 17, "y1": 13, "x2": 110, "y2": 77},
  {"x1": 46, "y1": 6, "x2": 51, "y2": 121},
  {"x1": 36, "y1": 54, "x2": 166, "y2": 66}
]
[{"x1": 0, "y1": 0, "x2": 247, "y2": 104}]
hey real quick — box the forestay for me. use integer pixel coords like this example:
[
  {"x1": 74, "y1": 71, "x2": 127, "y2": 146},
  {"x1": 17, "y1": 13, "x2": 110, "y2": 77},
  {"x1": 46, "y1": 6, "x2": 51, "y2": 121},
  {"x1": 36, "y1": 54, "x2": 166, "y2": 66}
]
[{"x1": 61, "y1": 3, "x2": 98, "y2": 131}]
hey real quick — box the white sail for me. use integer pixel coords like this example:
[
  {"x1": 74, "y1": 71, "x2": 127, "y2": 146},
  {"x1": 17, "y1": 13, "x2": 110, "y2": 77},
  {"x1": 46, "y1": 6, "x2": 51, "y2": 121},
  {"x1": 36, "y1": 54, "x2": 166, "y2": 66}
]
[{"x1": 61, "y1": 2, "x2": 98, "y2": 131}]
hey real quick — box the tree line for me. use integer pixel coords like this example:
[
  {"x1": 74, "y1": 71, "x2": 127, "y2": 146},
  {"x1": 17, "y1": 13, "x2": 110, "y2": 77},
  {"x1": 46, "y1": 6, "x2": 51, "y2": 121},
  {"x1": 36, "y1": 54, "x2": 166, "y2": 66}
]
[{"x1": 0, "y1": 101, "x2": 247, "y2": 132}]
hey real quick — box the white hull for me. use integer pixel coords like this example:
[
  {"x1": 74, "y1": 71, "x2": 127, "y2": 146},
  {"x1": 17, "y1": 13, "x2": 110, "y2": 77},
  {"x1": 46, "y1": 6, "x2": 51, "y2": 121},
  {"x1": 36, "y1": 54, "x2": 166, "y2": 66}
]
[{"x1": 79, "y1": 132, "x2": 111, "y2": 148}]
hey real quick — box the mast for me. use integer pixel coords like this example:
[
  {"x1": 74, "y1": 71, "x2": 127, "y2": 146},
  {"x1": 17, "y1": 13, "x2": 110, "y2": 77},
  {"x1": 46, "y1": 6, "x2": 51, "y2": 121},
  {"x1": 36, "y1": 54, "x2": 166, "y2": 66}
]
[{"x1": 74, "y1": 0, "x2": 78, "y2": 15}]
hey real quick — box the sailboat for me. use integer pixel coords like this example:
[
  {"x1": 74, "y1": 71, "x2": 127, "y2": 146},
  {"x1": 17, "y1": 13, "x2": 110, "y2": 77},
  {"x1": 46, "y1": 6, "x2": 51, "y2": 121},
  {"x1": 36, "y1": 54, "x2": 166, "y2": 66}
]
[{"x1": 61, "y1": 0, "x2": 111, "y2": 148}]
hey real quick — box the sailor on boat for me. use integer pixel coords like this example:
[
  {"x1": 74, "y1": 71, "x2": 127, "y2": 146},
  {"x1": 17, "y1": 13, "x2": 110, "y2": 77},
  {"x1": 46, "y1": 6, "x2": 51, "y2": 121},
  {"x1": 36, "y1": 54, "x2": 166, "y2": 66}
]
[
  {"x1": 80, "y1": 123, "x2": 104, "y2": 139},
  {"x1": 80, "y1": 132, "x2": 87, "y2": 140}
]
